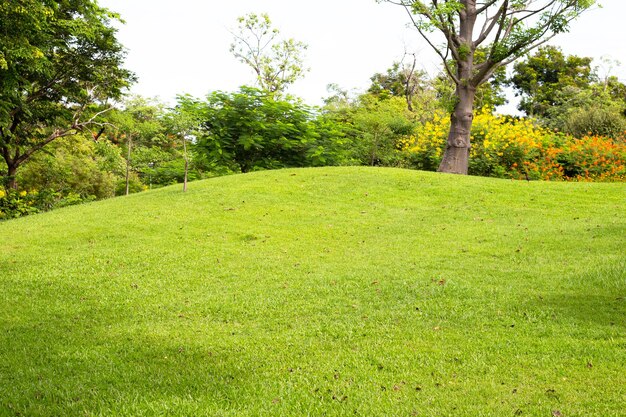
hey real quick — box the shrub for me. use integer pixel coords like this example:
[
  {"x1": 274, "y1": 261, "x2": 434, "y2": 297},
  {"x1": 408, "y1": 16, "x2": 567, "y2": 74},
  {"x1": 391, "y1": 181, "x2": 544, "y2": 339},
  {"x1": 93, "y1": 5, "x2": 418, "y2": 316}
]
[
  {"x1": 0, "y1": 189, "x2": 98, "y2": 220},
  {"x1": 402, "y1": 109, "x2": 626, "y2": 182},
  {"x1": 553, "y1": 135, "x2": 626, "y2": 181},
  {"x1": 403, "y1": 111, "x2": 448, "y2": 171},
  {"x1": 0, "y1": 190, "x2": 39, "y2": 220},
  {"x1": 563, "y1": 106, "x2": 626, "y2": 139}
]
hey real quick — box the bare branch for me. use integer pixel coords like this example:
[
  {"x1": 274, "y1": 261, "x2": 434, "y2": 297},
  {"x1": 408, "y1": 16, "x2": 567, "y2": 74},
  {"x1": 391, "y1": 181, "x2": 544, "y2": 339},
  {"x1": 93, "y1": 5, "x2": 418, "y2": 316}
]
[
  {"x1": 398, "y1": 3, "x2": 462, "y2": 84},
  {"x1": 476, "y1": 0, "x2": 501, "y2": 14},
  {"x1": 474, "y1": 0, "x2": 508, "y2": 48}
]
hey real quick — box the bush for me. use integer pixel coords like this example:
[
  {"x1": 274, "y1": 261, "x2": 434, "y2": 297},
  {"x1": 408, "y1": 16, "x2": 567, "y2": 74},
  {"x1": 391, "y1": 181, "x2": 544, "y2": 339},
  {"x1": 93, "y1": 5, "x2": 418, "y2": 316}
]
[
  {"x1": 402, "y1": 111, "x2": 447, "y2": 171},
  {"x1": 180, "y1": 87, "x2": 336, "y2": 174},
  {"x1": 17, "y1": 135, "x2": 117, "y2": 200},
  {"x1": 0, "y1": 189, "x2": 97, "y2": 220},
  {"x1": 402, "y1": 109, "x2": 626, "y2": 182},
  {"x1": 550, "y1": 135, "x2": 626, "y2": 181},
  {"x1": 0, "y1": 190, "x2": 40, "y2": 220},
  {"x1": 563, "y1": 106, "x2": 626, "y2": 139}
]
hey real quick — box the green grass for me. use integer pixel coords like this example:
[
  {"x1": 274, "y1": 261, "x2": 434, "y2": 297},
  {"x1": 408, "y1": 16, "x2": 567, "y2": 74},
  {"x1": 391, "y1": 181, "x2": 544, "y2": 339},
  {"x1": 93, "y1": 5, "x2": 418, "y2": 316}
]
[{"x1": 0, "y1": 167, "x2": 624, "y2": 417}]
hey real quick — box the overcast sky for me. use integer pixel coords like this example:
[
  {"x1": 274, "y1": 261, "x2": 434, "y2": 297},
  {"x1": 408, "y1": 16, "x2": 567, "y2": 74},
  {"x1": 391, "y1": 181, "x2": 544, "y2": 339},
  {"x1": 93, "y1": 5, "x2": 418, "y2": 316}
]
[{"x1": 98, "y1": 0, "x2": 626, "y2": 110}]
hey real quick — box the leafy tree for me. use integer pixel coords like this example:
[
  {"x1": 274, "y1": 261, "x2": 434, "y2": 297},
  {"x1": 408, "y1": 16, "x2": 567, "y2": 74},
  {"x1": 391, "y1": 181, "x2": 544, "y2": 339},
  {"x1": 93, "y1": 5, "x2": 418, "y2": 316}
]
[
  {"x1": 177, "y1": 87, "x2": 333, "y2": 173},
  {"x1": 321, "y1": 88, "x2": 420, "y2": 167},
  {"x1": 563, "y1": 105, "x2": 626, "y2": 138},
  {"x1": 230, "y1": 13, "x2": 308, "y2": 95},
  {"x1": 162, "y1": 110, "x2": 198, "y2": 192},
  {"x1": 509, "y1": 47, "x2": 626, "y2": 136},
  {"x1": 0, "y1": 0, "x2": 133, "y2": 190},
  {"x1": 101, "y1": 97, "x2": 192, "y2": 194},
  {"x1": 380, "y1": 0, "x2": 595, "y2": 174},
  {"x1": 17, "y1": 134, "x2": 118, "y2": 204},
  {"x1": 350, "y1": 95, "x2": 417, "y2": 166},
  {"x1": 547, "y1": 85, "x2": 626, "y2": 138},
  {"x1": 508, "y1": 46, "x2": 594, "y2": 117},
  {"x1": 434, "y1": 47, "x2": 508, "y2": 113}
]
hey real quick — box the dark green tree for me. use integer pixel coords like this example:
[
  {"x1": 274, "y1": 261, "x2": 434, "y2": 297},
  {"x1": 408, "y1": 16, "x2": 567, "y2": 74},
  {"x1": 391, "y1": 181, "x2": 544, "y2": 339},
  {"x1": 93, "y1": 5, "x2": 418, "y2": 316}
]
[
  {"x1": 177, "y1": 87, "x2": 338, "y2": 173},
  {"x1": 509, "y1": 47, "x2": 626, "y2": 136},
  {"x1": 508, "y1": 46, "x2": 594, "y2": 117},
  {"x1": 102, "y1": 97, "x2": 196, "y2": 194},
  {"x1": 350, "y1": 94, "x2": 417, "y2": 166},
  {"x1": 0, "y1": 0, "x2": 133, "y2": 190},
  {"x1": 104, "y1": 97, "x2": 170, "y2": 195}
]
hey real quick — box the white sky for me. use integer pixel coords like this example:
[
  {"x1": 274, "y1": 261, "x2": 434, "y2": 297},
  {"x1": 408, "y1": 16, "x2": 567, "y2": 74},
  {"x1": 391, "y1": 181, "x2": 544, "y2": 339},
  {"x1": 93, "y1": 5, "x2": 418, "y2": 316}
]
[{"x1": 98, "y1": 0, "x2": 626, "y2": 110}]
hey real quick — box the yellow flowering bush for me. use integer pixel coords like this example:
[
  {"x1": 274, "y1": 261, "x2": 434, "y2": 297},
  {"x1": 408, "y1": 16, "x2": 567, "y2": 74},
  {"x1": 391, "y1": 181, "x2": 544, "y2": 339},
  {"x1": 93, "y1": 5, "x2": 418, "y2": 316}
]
[
  {"x1": 402, "y1": 109, "x2": 626, "y2": 182},
  {"x1": 0, "y1": 188, "x2": 95, "y2": 220},
  {"x1": 402, "y1": 110, "x2": 449, "y2": 171},
  {"x1": 0, "y1": 189, "x2": 40, "y2": 220},
  {"x1": 468, "y1": 109, "x2": 553, "y2": 178}
]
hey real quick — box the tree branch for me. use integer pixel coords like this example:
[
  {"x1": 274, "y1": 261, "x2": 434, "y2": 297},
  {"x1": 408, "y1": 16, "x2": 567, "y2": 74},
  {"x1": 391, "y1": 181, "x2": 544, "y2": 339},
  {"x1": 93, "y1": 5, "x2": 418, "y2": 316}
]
[{"x1": 397, "y1": 2, "x2": 462, "y2": 84}]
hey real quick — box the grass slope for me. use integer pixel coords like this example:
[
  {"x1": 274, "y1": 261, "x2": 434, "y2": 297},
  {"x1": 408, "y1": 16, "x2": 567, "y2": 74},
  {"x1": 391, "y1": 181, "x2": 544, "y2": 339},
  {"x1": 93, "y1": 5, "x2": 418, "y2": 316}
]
[{"x1": 0, "y1": 167, "x2": 625, "y2": 417}]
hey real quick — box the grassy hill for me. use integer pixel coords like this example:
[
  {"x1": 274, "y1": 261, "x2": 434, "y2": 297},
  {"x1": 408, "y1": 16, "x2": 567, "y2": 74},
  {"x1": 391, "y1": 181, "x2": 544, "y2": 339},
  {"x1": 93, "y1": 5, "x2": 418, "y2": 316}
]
[{"x1": 1, "y1": 167, "x2": 624, "y2": 416}]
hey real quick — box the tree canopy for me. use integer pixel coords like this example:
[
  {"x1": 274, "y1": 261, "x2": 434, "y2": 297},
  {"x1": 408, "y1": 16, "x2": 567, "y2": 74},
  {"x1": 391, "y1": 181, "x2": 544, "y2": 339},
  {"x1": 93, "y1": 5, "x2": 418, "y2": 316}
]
[
  {"x1": 508, "y1": 46, "x2": 626, "y2": 136},
  {"x1": 508, "y1": 45, "x2": 594, "y2": 118},
  {"x1": 0, "y1": 0, "x2": 133, "y2": 189},
  {"x1": 176, "y1": 87, "x2": 335, "y2": 174}
]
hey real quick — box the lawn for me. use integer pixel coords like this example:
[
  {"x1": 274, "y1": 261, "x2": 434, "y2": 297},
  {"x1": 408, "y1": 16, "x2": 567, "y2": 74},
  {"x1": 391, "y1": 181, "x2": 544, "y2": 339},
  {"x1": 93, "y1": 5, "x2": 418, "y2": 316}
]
[{"x1": 0, "y1": 167, "x2": 624, "y2": 416}]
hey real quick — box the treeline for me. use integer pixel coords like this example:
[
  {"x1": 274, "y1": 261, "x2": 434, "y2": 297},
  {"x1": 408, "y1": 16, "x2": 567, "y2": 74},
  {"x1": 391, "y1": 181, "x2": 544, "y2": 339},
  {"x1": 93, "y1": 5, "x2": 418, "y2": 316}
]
[
  {"x1": 2, "y1": 45, "x2": 625, "y2": 220},
  {"x1": 1, "y1": 0, "x2": 625, "y2": 220}
]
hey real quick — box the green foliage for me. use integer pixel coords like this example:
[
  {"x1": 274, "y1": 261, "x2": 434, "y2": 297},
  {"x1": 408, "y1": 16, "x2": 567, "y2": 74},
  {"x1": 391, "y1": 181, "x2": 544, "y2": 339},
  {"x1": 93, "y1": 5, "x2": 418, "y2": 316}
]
[
  {"x1": 0, "y1": 0, "x2": 134, "y2": 189},
  {"x1": 563, "y1": 106, "x2": 626, "y2": 139},
  {"x1": 0, "y1": 94, "x2": 204, "y2": 218},
  {"x1": 0, "y1": 190, "x2": 39, "y2": 220},
  {"x1": 367, "y1": 58, "x2": 450, "y2": 118},
  {"x1": 178, "y1": 87, "x2": 344, "y2": 173},
  {"x1": 102, "y1": 97, "x2": 194, "y2": 191},
  {"x1": 509, "y1": 46, "x2": 595, "y2": 117},
  {"x1": 0, "y1": 133, "x2": 117, "y2": 219},
  {"x1": 115, "y1": 173, "x2": 145, "y2": 195},
  {"x1": 544, "y1": 84, "x2": 626, "y2": 138},
  {"x1": 147, "y1": 159, "x2": 203, "y2": 186},
  {"x1": 0, "y1": 187, "x2": 96, "y2": 221},
  {"x1": 17, "y1": 135, "x2": 117, "y2": 200},
  {"x1": 345, "y1": 94, "x2": 418, "y2": 166},
  {"x1": 107, "y1": 97, "x2": 170, "y2": 146},
  {"x1": 509, "y1": 47, "x2": 626, "y2": 137}
]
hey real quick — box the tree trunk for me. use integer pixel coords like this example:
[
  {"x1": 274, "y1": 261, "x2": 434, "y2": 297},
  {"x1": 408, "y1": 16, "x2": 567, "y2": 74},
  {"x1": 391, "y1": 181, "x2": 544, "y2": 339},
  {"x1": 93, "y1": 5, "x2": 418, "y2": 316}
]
[
  {"x1": 437, "y1": 0, "x2": 477, "y2": 175},
  {"x1": 5, "y1": 163, "x2": 18, "y2": 190},
  {"x1": 125, "y1": 136, "x2": 132, "y2": 196},
  {"x1": 438, "y1": 85, "x2": 476, "y2": 175},
  {"x1": 182, "y1": 139, "x2": 188, "y2": 192}
]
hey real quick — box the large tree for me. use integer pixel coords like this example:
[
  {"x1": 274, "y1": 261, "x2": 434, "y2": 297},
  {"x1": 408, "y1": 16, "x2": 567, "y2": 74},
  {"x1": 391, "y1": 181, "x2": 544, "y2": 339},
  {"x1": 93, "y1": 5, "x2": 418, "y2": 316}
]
[
  {"x1": 381, "y1": 0, "x2": 595, "y2": 174},
  {"x1": 0, "y1": 0, "x2": 133, "y2": 190}
]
